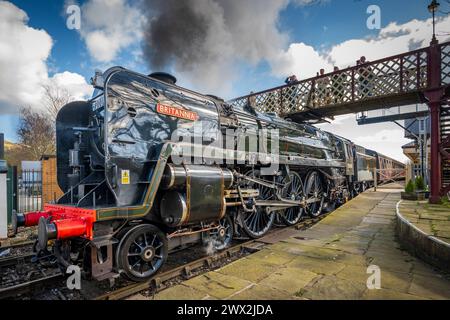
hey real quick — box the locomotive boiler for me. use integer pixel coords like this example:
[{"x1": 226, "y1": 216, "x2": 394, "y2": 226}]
[{"x1": 12, "y1": 67, "x2": 404, "y2": 282}]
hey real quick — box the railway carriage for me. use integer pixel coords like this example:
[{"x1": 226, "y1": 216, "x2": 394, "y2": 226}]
[{"x1": 12, "y1": 67, "x2": 405, "y2": 282}]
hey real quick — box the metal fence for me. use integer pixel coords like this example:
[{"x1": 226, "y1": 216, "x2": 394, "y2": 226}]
[{"x1": 18, "y1": 169, "x2": 42, "y2": 212}]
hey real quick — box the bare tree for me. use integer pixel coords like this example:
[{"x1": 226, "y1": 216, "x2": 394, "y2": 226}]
[
  {"x1": 42, "y1": 83, "x2": 72, "y2": 122},
  {"x1": 17, "y1": 107, "x2": 56, "y2": 160}
]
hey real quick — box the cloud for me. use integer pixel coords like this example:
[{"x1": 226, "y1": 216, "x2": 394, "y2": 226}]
[
  {"x1": 354, "y1": 129, "x2": 405, "y2": 143},
  {"x1": 292, "y1": 0, "x2": 330, "y2": 7},
  {"x1": 76, "y1": 0, "x2": 146, "y2": 62},
  {"x1": 0, "y1": 1, "x2": 91, "y2": 115},
  {"x1": 353, "y1": 129, "x2": 410, "y2": 162},
  {"x1": 0, "y1": 1, "x2": 52, "y2": 113},
  {"x1": 46, "y1": 72, "x2": 93, "y2": 101},
  {"x1": 270, "y1": 15, "x2": 450, "y2": 78},
  {"x1": 271, "y1": 42, "x2": 333, "y2": 79},
  {"x1": 318, "y1": 118, "x2": 410, "y2": 162}
]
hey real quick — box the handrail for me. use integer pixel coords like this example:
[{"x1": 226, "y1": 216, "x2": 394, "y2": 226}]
[{"x1": 229, "y1": 40, "x2": 450, "y2": 119}]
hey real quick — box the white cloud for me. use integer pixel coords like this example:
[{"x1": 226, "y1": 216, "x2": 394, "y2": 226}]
[
  {"x1": 318, "y1": 118, "x2": 410, "y2": 162},
  {"x1": 0, "y1": 1, "x2": 92, "y2": 115},
  {"x1": 0, "y1": 1, "x2": 52, "y2": 113},
  {"x1": 272, "y1": 42, "x2": 333, "y2": 79},
  {"x1": 353, "y1": 129, "x2": 410, "y2": 162},
  {"x1": 47, "y1": 72, "x2": 93, "y2": 101},
  {"x1": 354, "y1": 129, "x2": 405, "y2": 143},
  {"x1": 77, "y1": 0, "x2": 146, "y2": 62},
  {"x1": 270, "y1": 15, "x2": 450, "y2": 78}
]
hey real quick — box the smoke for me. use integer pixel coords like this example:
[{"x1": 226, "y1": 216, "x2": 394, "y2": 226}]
[
  {"x1": 141, "y1": 0, "x2": 290, "y2": 96},
  {"x1": 203, "y1": 238, "x2": 218, "y2": 256}
]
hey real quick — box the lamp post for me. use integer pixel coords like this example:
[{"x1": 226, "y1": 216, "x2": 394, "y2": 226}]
[{"x1": 428, "y1": 0, "x2": 440, "y2": 44}]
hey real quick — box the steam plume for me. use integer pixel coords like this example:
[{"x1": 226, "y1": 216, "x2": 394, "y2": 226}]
[{"x1": 141, "y1": 0, "x2": 289, "y2": 95}]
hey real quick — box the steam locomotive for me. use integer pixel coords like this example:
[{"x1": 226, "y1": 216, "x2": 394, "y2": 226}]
[{"x1": 12, "y1": 67, "x2": 404, "y2": 282}]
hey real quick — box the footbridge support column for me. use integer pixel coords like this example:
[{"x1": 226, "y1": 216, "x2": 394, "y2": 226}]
[{"x1": 426, "y1": 39, "x2": 444, "y2": 204}]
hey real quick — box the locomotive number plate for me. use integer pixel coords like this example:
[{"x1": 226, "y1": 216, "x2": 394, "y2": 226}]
[{"x1": 156, "y1": 104, "x2": 198, "y2": 121}]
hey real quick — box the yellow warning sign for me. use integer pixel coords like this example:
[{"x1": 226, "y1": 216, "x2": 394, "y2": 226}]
[{"x1": 121, "y1": 170, "x2": 130, "y2": 185}]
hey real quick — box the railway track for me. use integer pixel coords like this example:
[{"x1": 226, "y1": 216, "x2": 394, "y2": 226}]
[
  {"x1": 95, "y1": 215, "x2": 325, "y2": 300},
  {"x1": 0, "y1": 250, "x2": 63, "y2": 299},
  {"x1": 0, "y1": 211, "x2": 326, "y2": 300},
  {"x1": 0, "y1": 241, "x2": 35, "y2": 257},
  {"x1": 95, "y1": 240, "x2": 261, "y2": 300}
]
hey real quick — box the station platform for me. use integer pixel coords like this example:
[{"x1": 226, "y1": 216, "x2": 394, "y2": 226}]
[{"x1": 130, "y1": 188, "x2": 450, "y2": 300}]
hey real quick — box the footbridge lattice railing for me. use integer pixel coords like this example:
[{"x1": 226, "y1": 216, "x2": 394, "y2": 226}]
[{"x1": 230, "y1": 41, "x2": 450, "y2": 118}]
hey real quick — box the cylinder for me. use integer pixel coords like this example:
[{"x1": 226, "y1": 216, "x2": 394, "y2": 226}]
[
  {"x1": 221, "y1": 168, "x2": 234, "y2": 189},
  {"x1": 159, "y1": 165, "x2": 230, "y2": 227},
  {"x1": 161, "y1": 164, "x2": 234, "y2": 190},
  {"x1": 160, "y1": 191, "x2": 187, "y2": 227},
  {"x1": 160, "y1": 164, "x2": 188, "y2": 189}
]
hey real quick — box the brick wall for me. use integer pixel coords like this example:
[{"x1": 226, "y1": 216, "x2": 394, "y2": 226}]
[{"x1": 41, "y1": 156, "x2": 63, "y2": 205}]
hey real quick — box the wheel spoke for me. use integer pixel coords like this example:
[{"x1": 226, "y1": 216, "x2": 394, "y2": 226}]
[
  {"x1": 151, "y1": 235, "x2": 156, "y2": 247},
  {"x1": 127, "y1": 253, "x2": 140, "y2": 257},
  {"x1": 143, "y1": 234, "x2": 149, "y2": 247},
  {"x1": 134, "y1": 241, "x2": 143, "y2": 251},
  {"x1": 241, "y1": 170, "x2": 275, "y2": 238},
  {"x1": 131, "y1": 260, "x2": 140, "y2": 268}
]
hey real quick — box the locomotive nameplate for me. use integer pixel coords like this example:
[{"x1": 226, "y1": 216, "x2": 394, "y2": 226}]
[{"x1": 157, "y1": 104, "x2": 198, "y2": 121}]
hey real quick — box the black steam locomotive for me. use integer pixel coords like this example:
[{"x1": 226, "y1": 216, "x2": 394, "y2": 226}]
[{"x1": 12, "y1": 67, "x2": 404, "y2": 282}]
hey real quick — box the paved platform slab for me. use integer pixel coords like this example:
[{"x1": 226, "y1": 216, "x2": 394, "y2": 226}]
[{"x1": 130, "y1": 190, "x2": 450, "y2": 300}]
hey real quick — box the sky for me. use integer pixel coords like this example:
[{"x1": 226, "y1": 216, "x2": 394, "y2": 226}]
[{"x1": 1, "y1": 0, "x2": 449, "y2": 162}]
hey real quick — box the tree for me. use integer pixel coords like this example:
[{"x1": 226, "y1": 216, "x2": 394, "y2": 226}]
[
  {"x1": 42, "y1": 83, "x2": 72, "y2": 123},
  {"x1": 405, "y1": 180, "x2": 415, "y2": 193},
  {"x1": 17, "y1": 107, "x2": 56, "y2": 160},
  {"x1": 415, "y1": 176, "x2": 426, "y2": 191}
]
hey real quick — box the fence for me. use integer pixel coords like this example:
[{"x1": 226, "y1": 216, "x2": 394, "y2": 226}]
[
  {"x1": 373, "y1": 168, "x2": 406, "y2": 191},
  {"x1": 18, "y1": 168, "x2": 42, "y2": 213},
  {"x1": 6, "y1": 156, "x2": 63, "y2": 217}
]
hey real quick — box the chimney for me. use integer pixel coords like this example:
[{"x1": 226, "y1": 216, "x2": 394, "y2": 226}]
[{"x1": 149, "y1": 72, "x2": 177, "y2": 85}]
